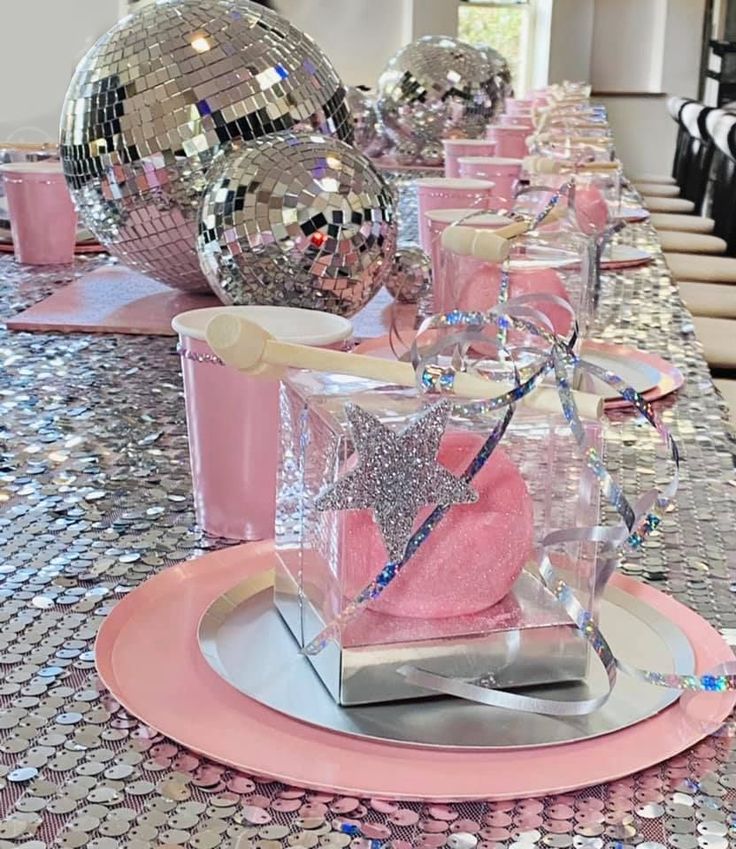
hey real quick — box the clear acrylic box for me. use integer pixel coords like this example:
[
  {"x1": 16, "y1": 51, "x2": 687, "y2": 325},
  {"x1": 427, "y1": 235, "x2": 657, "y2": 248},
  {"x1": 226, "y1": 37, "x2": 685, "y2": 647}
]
[{"x1": 274, "y1": 371, "x2": 601, "y2": 706}]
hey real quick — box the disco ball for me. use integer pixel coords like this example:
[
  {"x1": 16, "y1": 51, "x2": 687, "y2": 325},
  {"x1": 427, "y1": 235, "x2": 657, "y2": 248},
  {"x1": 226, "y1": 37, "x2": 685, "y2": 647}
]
[
  {"x1": 346, "y1": 87, "x2": 379, "y2": 154},
  {"x1": 60, "y1": 0, "x2": 352, "y2": 292},
  {"x1": 384, "y1": 247, "x2": 432, "y2": 304},
  {"x1": 376, "y1": 36, "x2": 501, "y2": 150},
  {"x1": 197, "y1": 132, "x2": 397, "y2": 317},
  {"x1": 480, "y1": 46, "x2": 514, "y2": 101}
]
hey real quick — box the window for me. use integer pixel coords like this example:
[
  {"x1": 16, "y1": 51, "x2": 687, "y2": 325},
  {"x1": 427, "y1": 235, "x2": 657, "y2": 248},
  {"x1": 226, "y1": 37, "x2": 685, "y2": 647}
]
[{"x1": 458, "y1": 0, "x2": 531, "y2": 95}]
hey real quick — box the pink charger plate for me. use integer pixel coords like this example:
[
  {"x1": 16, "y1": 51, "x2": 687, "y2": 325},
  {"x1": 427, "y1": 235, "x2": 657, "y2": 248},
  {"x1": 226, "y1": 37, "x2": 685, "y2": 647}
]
[
  {"x1": 95, "y1": 542, "x2": 736, "y2": 802},
  {"x1": 353, "y1": 337, "x2": 685, "y2": 410}
]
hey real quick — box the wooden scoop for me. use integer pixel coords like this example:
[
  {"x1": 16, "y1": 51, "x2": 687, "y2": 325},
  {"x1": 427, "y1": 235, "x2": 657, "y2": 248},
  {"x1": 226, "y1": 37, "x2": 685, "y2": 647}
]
[
  {"x1": 205, "y1": 314, "x2": 604, "y2": 421},
  {"x1": 440, "y1": 206, "x2": 566, "y2": 261}
]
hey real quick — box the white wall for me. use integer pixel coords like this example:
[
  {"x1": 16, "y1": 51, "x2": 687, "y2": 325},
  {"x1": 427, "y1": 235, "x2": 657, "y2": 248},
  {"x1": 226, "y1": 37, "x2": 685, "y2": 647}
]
[
  {"x1": 0, "y1": 0, "x2": 119, "y2": 141},
  {"x1": 274, "y1": 0, "x2": 458, "y2": 87},
  {"x1": 592, "y1": 0, "x2": 668, "y2": 93},
  {"x1": 547, "y1": 0, "x2": 594, "y2": 85},
  {"x1": 579, "y1": 0, "x2": 705, "y2": 176}
]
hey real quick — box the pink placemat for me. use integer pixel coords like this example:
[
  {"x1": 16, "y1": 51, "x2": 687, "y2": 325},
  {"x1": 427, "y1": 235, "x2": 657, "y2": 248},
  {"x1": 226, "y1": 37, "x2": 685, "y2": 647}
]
[
  {"x1": 6, "y1": 266, "x2": 221, "y2": 335},
  {"x1": 6, "y1": 265, "x2": 414, "y2": 339}
]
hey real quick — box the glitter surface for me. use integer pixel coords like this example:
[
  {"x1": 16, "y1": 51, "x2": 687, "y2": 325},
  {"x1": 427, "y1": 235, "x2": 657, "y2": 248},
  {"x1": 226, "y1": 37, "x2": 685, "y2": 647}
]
[
  {"x1": 315, "y1": 401, "x2": 478, "y2": 562},
  {"x1": 60, "y1": 0, "x2": 352, "y2": 292},
  {"x1": 1, "y1": 189, "x2": 736, "y2": 845}
]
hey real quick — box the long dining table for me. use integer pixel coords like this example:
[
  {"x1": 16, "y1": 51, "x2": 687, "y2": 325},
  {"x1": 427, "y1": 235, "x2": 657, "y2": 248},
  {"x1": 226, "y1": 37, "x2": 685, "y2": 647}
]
[{"x1": 1, "y1": 169, "x2": 736, "y2": 848}]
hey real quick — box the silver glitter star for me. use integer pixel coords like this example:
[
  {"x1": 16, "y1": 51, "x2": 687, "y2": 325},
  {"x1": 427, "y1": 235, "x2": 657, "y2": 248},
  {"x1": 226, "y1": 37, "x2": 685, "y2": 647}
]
[{"x1": 315, "y1": 400, "x2": 478, "y2": 562}]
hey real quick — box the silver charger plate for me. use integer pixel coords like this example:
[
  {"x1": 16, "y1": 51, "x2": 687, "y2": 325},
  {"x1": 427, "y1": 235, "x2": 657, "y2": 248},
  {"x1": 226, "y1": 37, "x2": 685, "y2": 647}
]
[{"x1": 198, "y1": 573, "x2": 694, "y2": 750}]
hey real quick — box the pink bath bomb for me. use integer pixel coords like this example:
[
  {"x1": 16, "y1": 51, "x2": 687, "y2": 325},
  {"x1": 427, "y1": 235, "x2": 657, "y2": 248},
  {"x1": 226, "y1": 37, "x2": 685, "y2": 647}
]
[
  {"x1": 341, "y1": 433, "x2": 534, "y2": 619},
  {"x1": 574, "y1": 185, "x2": 609, "y2": 235},
  {"x1": 456, "y1": 263, "x2": 572, "y2": 337}
]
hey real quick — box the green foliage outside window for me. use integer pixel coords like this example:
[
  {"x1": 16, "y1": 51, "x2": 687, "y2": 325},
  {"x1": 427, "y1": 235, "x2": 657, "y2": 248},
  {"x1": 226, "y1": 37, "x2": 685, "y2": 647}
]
[{"x1": 458, "y1": 4, "x2": 525, "y2": 91}]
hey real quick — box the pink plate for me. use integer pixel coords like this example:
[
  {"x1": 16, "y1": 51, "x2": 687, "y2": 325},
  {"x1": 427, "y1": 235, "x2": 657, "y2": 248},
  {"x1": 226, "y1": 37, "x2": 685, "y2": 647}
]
[
  {"x1": 353, "y1": 336, "x2": 684, "y2": 410},
  {"x1": 581, "y1": 340, "x2": 684, "y2": 408},
  {"x1": 601, "y1": 245, "x2": 653, "y2": 269},
  {"x1": 95, "y1": 542, "x2": 735, "y2": 802}
]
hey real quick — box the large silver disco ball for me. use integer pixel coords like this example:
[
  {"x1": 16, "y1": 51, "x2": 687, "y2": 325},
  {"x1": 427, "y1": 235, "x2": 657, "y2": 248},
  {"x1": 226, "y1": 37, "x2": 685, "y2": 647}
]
[
  {"x1": 197, "y1": 132, "x2": 397, "y2": 317},
  {"x1": 376, "y1": 36, "x2": 501, "y2": 150},
  {"x1": 60, "y1": 0, "x2": 352, "y2": 292}
]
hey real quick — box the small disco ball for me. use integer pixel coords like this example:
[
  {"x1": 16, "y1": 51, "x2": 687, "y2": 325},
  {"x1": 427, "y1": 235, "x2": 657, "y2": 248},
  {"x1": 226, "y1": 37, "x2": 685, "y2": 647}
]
[
  {"x1": 384, "y1": 247, "x2": 432, "y2": 304},
  {"x1": 376, "y1": 36, "x2": 501, "y2": 150},
  {"x1": 60, "y1": 0, "x2": 352, "y2": 292},
  {"x1": 346, "y1": 87, "x2": 379, "y2": 154},
  {"x1": 197, "y1": 132, "x2": 397, "y2": 317}
]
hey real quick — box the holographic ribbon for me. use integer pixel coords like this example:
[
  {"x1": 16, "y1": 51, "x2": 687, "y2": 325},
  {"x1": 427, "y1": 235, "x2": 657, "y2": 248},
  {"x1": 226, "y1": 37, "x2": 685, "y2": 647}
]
[{"x1": 301, "y1": 302, "x2": 733, "y2": 715}]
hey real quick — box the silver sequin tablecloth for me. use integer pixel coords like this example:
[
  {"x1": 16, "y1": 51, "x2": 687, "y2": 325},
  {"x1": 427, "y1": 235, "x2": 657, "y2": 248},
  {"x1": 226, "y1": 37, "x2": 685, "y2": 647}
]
[{"x1": 1, "y1": 219, "x2": 736, "y2": 849}]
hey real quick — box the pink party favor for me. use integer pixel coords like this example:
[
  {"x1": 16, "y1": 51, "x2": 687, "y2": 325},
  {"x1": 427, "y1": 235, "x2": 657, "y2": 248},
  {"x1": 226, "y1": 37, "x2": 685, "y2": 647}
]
[
  {"x1": 173, "y1": 306, "x2": 352, "y2": 542},
  {"x1": 0, "y1": 161, "x2": 76, "y2": 264},
  {"x1": 275, "y1": 371, "x2": 601, "y2": 705}
]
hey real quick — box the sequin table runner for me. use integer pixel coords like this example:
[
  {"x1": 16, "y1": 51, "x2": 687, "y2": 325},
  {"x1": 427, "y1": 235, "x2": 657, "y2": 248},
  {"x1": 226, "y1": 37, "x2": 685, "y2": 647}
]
[{"x1": 1, "y1": 221, "x2": 736, "y2": 849}]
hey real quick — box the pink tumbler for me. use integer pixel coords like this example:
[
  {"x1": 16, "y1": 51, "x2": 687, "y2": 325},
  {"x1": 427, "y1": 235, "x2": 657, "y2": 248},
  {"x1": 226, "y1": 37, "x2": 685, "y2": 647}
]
[
  {"x1": 441, "y1": 138, "x2": 497, "y2": 178},
  {"x1": 173, "y1": 305, "x2": 353, "y2": 541},
  {"x1": 415, "y1": 177, "x2": 495, "y2": 253},
  {"x1": 457, "y1": 156, "x2": 522, "y2": 203},
  {"x1": 487, "y1": 125, "x2": 532, "y2": 158},
  {"x1": 0, "y1": 161, "x2": 76, "y2": 265}
]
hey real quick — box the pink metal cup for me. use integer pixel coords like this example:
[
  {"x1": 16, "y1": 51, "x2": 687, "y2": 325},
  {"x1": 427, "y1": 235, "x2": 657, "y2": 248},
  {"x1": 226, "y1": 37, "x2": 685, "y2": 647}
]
[
  {"x1": 441, "y1": 138, "x2": 497, "y2": 178},
  {"x1": 415, "y1": 177, "x2": 495, "y2": 253},
  {"x1": 486, "y1": 125, "x2": 531, "y2": 158},
  {"x1": 173, "y1": 306, "x2": 353, "y2": 541},
  {"x1": 425, "y1": 209, "x2": 513, "y2": 312},
  {"x1": 457, "y1": 156, "x2": 522, "y2": 203},
  {"x1": 0, "y1": 161, "x2": 76, "y2": 265}
]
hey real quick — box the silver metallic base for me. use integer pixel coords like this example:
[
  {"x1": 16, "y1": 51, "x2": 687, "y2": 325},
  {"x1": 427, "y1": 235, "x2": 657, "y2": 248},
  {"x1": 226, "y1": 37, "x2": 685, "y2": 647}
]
[{"x1": 198, "y1": 569, "x2": 694, "y2": 750}]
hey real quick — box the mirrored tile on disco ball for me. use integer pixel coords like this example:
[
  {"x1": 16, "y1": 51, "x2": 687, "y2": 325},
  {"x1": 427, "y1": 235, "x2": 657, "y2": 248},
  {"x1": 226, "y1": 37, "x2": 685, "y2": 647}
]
[{"x1": 60, "y1": 0, "x2": 352, "y2": 292}]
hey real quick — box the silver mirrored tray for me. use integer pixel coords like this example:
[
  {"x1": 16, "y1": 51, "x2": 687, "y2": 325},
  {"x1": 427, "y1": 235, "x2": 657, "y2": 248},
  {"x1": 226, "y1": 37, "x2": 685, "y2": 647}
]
[{"x1": 198, "y1": 571, "x2": 694, "y2": 750}]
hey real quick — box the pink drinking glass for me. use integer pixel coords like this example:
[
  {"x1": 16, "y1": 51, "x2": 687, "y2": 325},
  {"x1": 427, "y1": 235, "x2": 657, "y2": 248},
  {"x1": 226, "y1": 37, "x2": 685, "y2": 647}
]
[
  {"x1": 415, "y1": 177, "x2": 495, "y2": 253},
  {"x1": 441, "y1": 137, "x2": 497, "y2": 178},
  {"x1": 487, "y1": 125, "x2": 532, "y2": 158},
  {"x1": 457, "y1": 156, "x2": 522, "y2": 203},
  {"x1": 173, "y1": 305, "x2": 353, "y2": 541},
  {"x1": 0, "y1": 161, "x2": 76, "y2": 265}
]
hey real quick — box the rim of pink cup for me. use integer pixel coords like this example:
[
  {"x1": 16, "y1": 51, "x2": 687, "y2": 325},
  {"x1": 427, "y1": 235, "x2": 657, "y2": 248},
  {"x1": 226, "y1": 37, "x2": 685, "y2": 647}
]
[
  {"x1": 425, "y1": 209, "x2": 513, "y2": 227},
  {"x1": 172, "y1": 305, "x2": 353, "y2": 347},
  {"x1": 458, "y1": 156, "x2": 522, "y2": 169},
  {"x1": 441, "y1": 138, "x2": 497, "y2": 149},
  {"x1": 0, "y1": 161, "x2": 66, "y2": 182},
  {"x1": 415, "y1": 177, "x2": 495, "y2": 191}
]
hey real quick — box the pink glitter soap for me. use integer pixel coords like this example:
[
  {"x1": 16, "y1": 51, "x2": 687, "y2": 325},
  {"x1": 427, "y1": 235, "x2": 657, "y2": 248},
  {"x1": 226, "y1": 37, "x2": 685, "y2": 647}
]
[
  {"x1": 573, "y1": 185, "x2": 609, "y2": 235},
  {"x1": 342, "y1": 432, "x2": 534, "y2": 619},
  {"x1": 455, "y1": 263, "x2": 573, "y2": 337}
]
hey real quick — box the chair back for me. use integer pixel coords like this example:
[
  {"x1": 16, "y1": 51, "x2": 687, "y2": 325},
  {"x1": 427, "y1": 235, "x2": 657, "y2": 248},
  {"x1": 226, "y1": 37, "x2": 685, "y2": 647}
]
[
  {"x1": 672, "y1": 100, "x2": 697, "y2": 188},
  {"x1": 706, "y1": 112, "x2": 736, "y2": 255}
]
